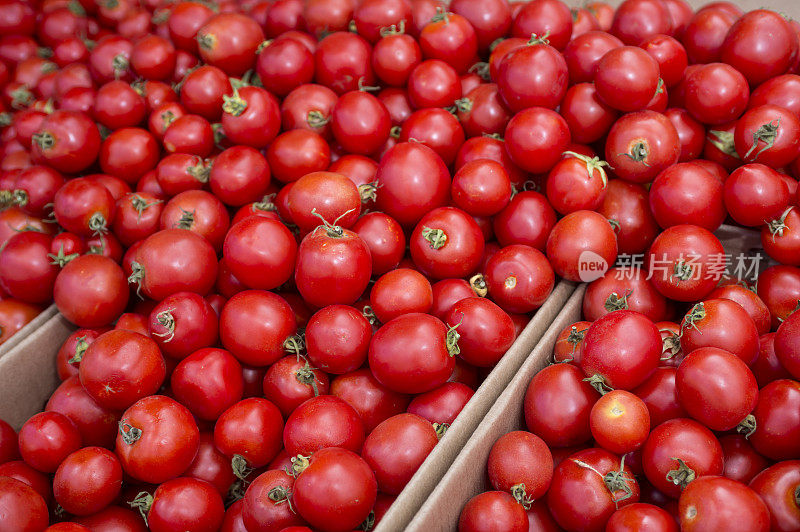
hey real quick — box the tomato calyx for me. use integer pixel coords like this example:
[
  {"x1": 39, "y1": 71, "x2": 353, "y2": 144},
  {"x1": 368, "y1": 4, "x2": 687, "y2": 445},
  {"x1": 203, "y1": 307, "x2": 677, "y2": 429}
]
[
  {"x1": 604, "y1": 290, "x2": 632, "y2": 312},
  {"x1": 358, "y1": 182, "x2": 380, "y2": 203},
  {"x1": 681, "y1": 302, "x2": 706, "y2": 333},
  {"x1": 430, "y1": 7, "x2": 452, "y2": 24},
  {"x1": 111, "y1": 54, "x2": 129, "y2": 79},
  {"x1": 421, "y1": 226, "x2": 448, "y2": 249},
  {"x1": 619, "y1": 142, "x2": 650, "y2": 167},
  {"x1": 11, "y1": 86, "x2": 34, "y2": 110},
  {"x1": 707, "y1": 130, "x2": 739, "y2": 158},
  {"x1": 607, "y1": 219, "x2": 620, "y2": 233},
  {"x1": 129, "y1": 194, "x2": 163, "y2": 219},
  {"x1": 795, "y1": 485, "x2": 800, "y2": 507},
  {"x1": 222, "y1": 86, "x2": 248, "y2": 117},
  {"x1": 283, "y1": 330, "x2": 306, "y2": 356},
  {"x1": 359, "y1": 510, "x2": 376, "y2": 531},
  {"x1": 562, "y1": 151, "x2": 610, "y2": 187},
  {"x1": 32, "y1": 130, "x2": 55, "y2": 150},
  {"x1": 231, "y1": 454, "x2": 254, "y2": 482},
  {"x1": 310, "y1": 207, "x2": 355, "y2": 238},
  {"x1": 256, "y1": 40, "x2": 273, "y2": 54},
  {"x1": 88, "y1": 212, "x2": 109, "y2": 235},
  {"x1": 0, "y1": 112, "x2": 11, "y2": 128},
  {"x1": 128, "y1": 491, "x2": 153, "y2": 526},
  {"x1": 357, "y1": 77, "x2": 381, "y2": 93},
  {"x1": 469, "y1": 273, "x2": 488, "y2": 297},
  {"x1": 380, "y1": 20, "x2": 406, "y2": 37},
  {"x1": 295, "y1": 358, "x2": 322, "y2": 397},
  {"x1": 187, "y1": 157, "x2": 211, "y2": 183},
  {"x1": 744, "y1": 118, "x2": 781, "y2": 161},
  {"x1": 433, "y1": 422, "x2": 449, "y2": 439},
  {"x1": 665, "y1": 458, "x2": 696, "y2": 491},
  {"x1": 527, "y1": 31, "x2": 551, "y2": 46},
  {"x1": 287, "y1": 454, "x2": 311, "y2": 478},
  {"x1": 118, "y1": 420, "x2": 143, "y2": 445},
  {"x1": 176, "y1": 208, "x2": 196, "y2": 230},
  {"x1": 48, "y1": 245, "x2": 80, "y2": 268},
  {"x1": 66, "y1": 336, "x2": 89, "y2": 365},
  {"x1": 268, "y1": 485, "x2": 297, "y2": 513},
  {"x1": 583, "y1": 374, "x2": 613, "y2": 395},
  {"x1": 509, "y1": 483, "x2": 535, "y2": 510},
  {"x1": 469, "y1": 62, "x2": 490, "y2": 81},
  {"x1": 766, "y1": 207, "x2": 794, "y2": 241},
  {"x1": 197, "y1": 32, "x2": 217, "y2": 51},
  {"x1": 306, "y1": 110, "x2": 330, "y2": 129},
  {"x1": 389, "y1": 125, "x2": 401, "y2": 139},
  {"x1": 252, "y1": 194, "x2": 277, "y2": 213},
  {"x1": 128, "y1": 260, "x2": 145, "y2": 298},
  {"x1": 671, "y1": 260, "x2": 694, "y2": 283},
  {"x1": 572, "y1": 456, "x2": 635, "y2": 509},
  {"x1": 151, "y1": 307, "x2": 177, "y2": 342},
  {"x1": 67, "y1": 0, "x2": 85, "y2": 15},
  {"x1": 660, "y1": 329, "x2": 681, "y2": 362},
  {"x1": 362, "y1": 305, "x2": 379, "y2": 325},
  {"x1": 445, "y1": 320, "x2": 461, "y2": 356},
  {"x1": 736, "y1": 414, "x2": 757, "y2": 439}
]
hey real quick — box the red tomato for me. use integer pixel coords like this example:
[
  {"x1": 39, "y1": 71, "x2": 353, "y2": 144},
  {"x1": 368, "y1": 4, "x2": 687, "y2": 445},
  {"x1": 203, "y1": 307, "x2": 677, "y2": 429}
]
[
  {"x1": 632, "y1": 367, "x2": 688, "y2": 428},
  {"x1": 54, "y1": 255, "x2": 129, "y2": 328},
  {"x1": 583, "y1": 267, "x2": 669, "y2": 323},
  {"x1": 749, "y1": 461, "x2": 800, "y2": 532},
  {"x1": 458, "y1": 491, "x2": 528, "y2": 532},
  {"x1": 0, "y1": 231, "x2": 58, "y2": 304},
  {"x1": 141, "y1": 477, "x2": 225, "y2": 532},
  {"x1": 679, "y1": 476, "x2": 769, "y2": 532},
  {"x1": 18, "y1": 412, "x2": 81, "y2": 474},
  {"x1": 148, "y1": 291, "x2": 218, "y2": 359},
  {"x1": 719, "y1": 434, "x2": 770, "y2": 485},
  {"x1": 287, "y1": 171, "x2": 361, "y2": 232},
  {"x1": 749, "y1": 379, "x2": 800, "y2": 461},
  {"x1": 214, "y1": 397, "x2": 283, "y2": 468},
  {"x1": 734, "y1": 104, "x2": 800, "y2": 168},
  {"x1": 242, "y1": 469, "x2": 306, "y2": 532},
  {"x1": 511, "y1": 0, "x2": 572, "y2": 51},
  {"x1": 563, "y1": 31, "x2": 623, "y2": 84},
  {"x1": 594, "y1": 46, "x2": 660, "y2": 112},
  {"x1": 223, "y1": 217, "x2": 297, "y2": 290},
  {"x1": 680, "y1": 299, "x2": 760, "y2": 365},
  {"x1": 171, "y1": 347, "x2": 243, "y2": 421},
  {"x1": 409, "y1": 207, "x2": 484, "y2": 280},
  {"x1": 445, "y1": 297, "x2": 514, "y2": 367},
  {"x1": 605, "y1": 110, "x2": 680, "y2": 184},
  {"x1": 649, "y1": 162, "x2": 725, "y2": 231},
  {"x1": 504, "y1": 106, "x2": 570, "y2": 174},
  {"x1": 487, "y1": 430, "x2": 553, "y2": 504},
  {"x1": 262, "y1": 355, "x2": 330, "y2": 417},
  {"x1": 606, "y1": 502, "x2": 678, "y2": 532},
  {"x1": 53, "y1": 447, "x2": 122, "y2": 516},
  {"x1": 0, "y1": 476, "x2": 49, "y2": 531},
  {"x1": 496, "y1": 35, "x2": 568, "y2": 113},
  {"x1": 546, "y1": 210, "x2": 618, "y2": 283},
  {"x1": 196, "y1": 12, "x2": 263, "y2": 76},
  {"x1": 684, "y1": 63, "x2": 750, "y2": 125},
  {"x1": 590, "y1": 390, "x2": 650, "y2": 455},
  {"x1": 598, "y1": 179, "x2": 660, "y2": 255},
  {"x1": 352, "y1": 212, "x2": 405, "y2": 276},
  {"x1": 484, "y1": 244, "x2": 555, "y2": 314}
]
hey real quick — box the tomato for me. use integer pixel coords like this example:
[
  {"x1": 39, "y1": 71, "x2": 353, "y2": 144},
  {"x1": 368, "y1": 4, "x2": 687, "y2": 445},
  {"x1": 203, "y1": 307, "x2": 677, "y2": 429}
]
[
  {"x1": 223, "y1": 217, "x2": 297, "y2": 291},
  {"x1": 605, "y1": 502, "x2": 678, "y2": 532},
  {"x1": 504, "y1": 107, "x2": 570, "y2": 174},
  {"x1": 757, "y1": 265, "x2": 800, "y2": 329},
  {"x1": 680, "y1": 299, "x2": 760, "y2": 365},
  {"x1": 679, "y1": 476, "x2": 769, "y2": 532},
  {"x1": 295, "y1": 223, "x2": 371, "y2": 308},
  {"x1": 594, "y1": 46, "x2": 660, "y2": 113},
  {"x1": 129, "y1": 229, "x2": 218, "y2": 301},
  {"x1": 407, "y1": 381, "x2": 474, "y2": 425},
  {"x1": 0, "y1": 231, "x2": 57, "y2": 304},
  {"x1": 54, "y1": 254, "x2": 129, "y2": 328},
  {"x1": 292, "y1": 447, "x2": 376, "y2": 532},
  {"x1": 369, "y1": 312, "x2": 456, "y2": 394},
  {"x1": 30, "y1": 110, "x2": 100, "y2": 174},
  {"x1": 0, "y1": 419, "x2": 18, "y2": 466},
  {"x1": 262, "y1": 355, "x2": 329, "y2": 417},
  {"x1": 719, "y1": 434, "x2": 769, "y2": 485},
  {"x1": 750, "y1": 379, "x2": 800, "y2": 461},
  {"x1": 280, "y1": 83, "x2": 337, "y2": 139},
  {"x1": 547, "y1": 447, "x2": 640, "y2": 532},
  {"x1": 242, "y1": 469, "x2": 306, "y2": 532},
  {"x1": 582, "y1": 267, "x2": 669, "y2": 323},
  {"x1": 727, "y1": 164, "x2": 791, "y2": 228},
  {"x1": 0, "y1": 476, "x2": 49, "y2": 532},
  {"x1": 53, "y1": 447, "x2": 122, "y2": 516},
  {"x1": 684, "y1": 63, "x2": 750, "y2": 125},
  {"x1": 605, "y1": 111, "x2": 680, "y2": 184},
  {"x1": 221, "y1": 86, "x2": 280, "y2": 149},
  {"x1": 170, "y1": 347, "x2": 243, "y2": 421},
  {"x1": 590, "y1": 390, "x2": 650, "y2": 455},
  {"x1": 256, "y1": 37, "x2": 314, "y2": 97},
  {"x1": 511, "y1": 0, "x2": 572, "y2": 51},
  {"x1": 645, "y1": 224, "x2": 726, "y2": 302},
  {"x1": 497, "y1": 36, "x2": 568, "y2": 113},
  {"x1": 409, "y1": 207, "x2": 483, "y2": 280},
  {"x1": 484, "y1": 244, "x2": 555, "y2": 314},
  {"x1": 147, "y1": 291, "x2": 218, "y2": 360},
  {"x1": 136, "y1": 477, "x2": 225, "y2": 532},
  {"x1": 546, "y1": 210, "x2": 618, "y2": 283},
  {"x1": 642, "y1": 418, "x2": 723, "y2": 498},
  {"x1": 775, "y1": 311, "x2": 800, "y2": 380},
  {"x1": 220, "y1": 290, "x2": 297, "y2": 367},
  {"x1": 648, "y1": 162, "x2": 725, "y2": 231},
  {"x1": 721, "y1": 9, "x2": 796, "y2": 87},
  {"x1": 17, "y1": 411, "x2": 81, "y2": 474},
  {"x1": 162, "y1": 113, "x2": 214, "y2": 157},
  {"x1": 445, "y1": 297, "x2": 514, "y2": 368},
  {"x1": 458, "y1": 491, "x2": 527, "y2": 532},
  {"x1": 418, "y1": 11, "x2": 477, "y2": 74},
  {"x1": 352, "y1": 212, "x2": 405, "y2": 276},
  {"x1": 734, "y1": 105, "x2": 800, "y2": 169},
  {"x1": 331, "y1": 368, "x2": 410, "y2": 433},
  {"x1": 73, "y1": 506, "x2": 148, "y2": 531},
  {"x1": 331, "y1": 90, "x2": 391, "y2": 156},
  {"x1": 749, "y1": 461, "x2": 800, "y2": 532},
  {"x1": 682, "y1": 5, "x2": 738, "y2": 64},
  {"x1": 563, "y1": 31, "x2": 623, "y2": 84},
  {"x1": 763, "y1": 207, "x2": 800, "y2": 266},
  {"x1": 314, "y1": 32, "x2": 375, "y2": 95},
  {"x1": 214, "y1": 397, "x2": 283, "y2": 469},
  {"x1": 209, "y1": 145, "x2": 272, "y2": 207},
  {"x1": 707, "y1": 284, "x2": 771, "y2": 336},
  {"x1": 492, "y1": 191, "x2": 557, "y2": 251},
  {"x1": 633, "y1": 366, "x2": 688, "y2": 427},
  {"x1": 524, "y1": 363, "x2": 599, "y2": 448},
  {"x1": 53, "y1": 177, "x2": 116, "y2": 237},
  {"x1": 160, "y1": 189, "x2": 230, "y2": 252},
  {"x1": 10, "y1": 165, "x2": 64, "y2": 218},
  {"x1": 398, "y1": 107, "x2": 465, "y2": 166},
  {"x1": 288, "y1": 171, "x2": 361, "y2": 232},
  {"x1": 487, "y1": 430, "x2": 553, "y2": 506},
  {"x1": 610, "y1": 0, "x2": 671, "y2": 45},
  {"x1": 196, "y1": 12, "x2": 263, "y2": 76},
  {"x1": 553, "y1": 321, "x2": 591, "y2": 364},
  {"x1": 752, "y1": 333, "x2": 793, "y2": 388}
]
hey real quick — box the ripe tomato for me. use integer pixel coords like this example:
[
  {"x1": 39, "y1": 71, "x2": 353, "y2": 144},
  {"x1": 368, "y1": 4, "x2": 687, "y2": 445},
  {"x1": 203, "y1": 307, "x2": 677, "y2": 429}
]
[
  {"x1": 684, "y1": 63, "x2": 750, "y2": 125},
  {"x1": 223, "y1": 217, "x2": 297, "y2": 290},
  {"x1": 362, "y1": 413, "x2": 438, "y2": 495},
  {"x1": 331, "y1": 368, "x2": 411, "y2": 433},
  {"x1": 492, "y1": 191, "x2": 557, "y2": 251},
  {"x1": 563, "y1": 31, "x2": 623, "y2": 84},
  {"x1": 734, "y1": 104, "x2": 800, "y2": 168},
  {"x1": 641, "y1": 418, "x2": 723, "y2": 498},
  {"x1": 749, "y1": 461, "x2": 800, "y2": 532},
  {"x1": 511, "y1": 0, "x2": 572, "y2": 51},
  {"x1": 645, "y1": 224, "x2": 725, "y2": 302},
  {"x1": 445, "y1": 297, "x2": 514, "y2": 367},
  {"x1": 451, "y1": 159, "x2": 511, "y2": 217},
  {"x1": 209, "y1": 145, "x2": 272, "y2": 207},
  {"x1": 594, "y1": 46, "x2": 660, "y2": 112},
  {"x1": 219, "y1": 290, "x2": 296, "y2": 367},
  {"x1": 53, "y1": 447, "x2": 122, "y2": 516},
  {"x1": 680, "y1": 299, "x2": 760, "y2": 364},
  {"x1": 606, "y1": 502, "x2": 678, "y2": 532},
  {"x1": 30, "y1": 110, "x2": 100, "y2": 174},
  {"x1": 605, "y1": 110, "x2": 680, "y2": 184},
  {"x1": 582, "y1": 267, "x2": 669, "y2": 323},
  {"x1": 504, "y1": 107, "x2": 570, "y2": 174},
  {"x1": 129, "y1": 228, "x2": 218, "y2": 301},
  {"x1": 54, "y1": 254, "x2": 129, "y2": 328},
  {"x1": 484, "y1": 244, "x2": 555, "y2": 314},
  {"x1": 148, "y1": 291, "x2": 218, "y2": 359},
  {"x1": 410, "y1": 207, "x2": 484, "y2": 280},
  {"x1": 707, "y1": 283, "x2": 771, "y2": 336},
  {"x1": 524, "y1": 363, "x2": 599, "y2": 447},
  {"x1": 679, "y1": 476, "x2": 769, "y2": 532},
  {"x1": 112, "y1": 192, "x2": 164, "y2": 247},
  {"x1": 407, "y1": 381, "x2": 474, "y2": 425},
  {"x1": 242, "y1": 469, "x2": 306, "y2": 532},
  {"x1": 0, "y1": 231, "x2": 57, "y2": 304},
  {"x1": 370, "y1": 268, "x2": 432, "y2": 323},
  {"x1": 0, "y1": 476, "x2": 49, "y2": 531},
  {"x1": 18, "y1": 411, "x2": 81, "y2": 474},
  {"x1": 749, "y1": 379, "x2": 800, "y2": 461},
  {"x1": 763, "y1": 207, "x2": 800, "y2": 266},
  {"x1": 352, "y1": 212, "x2": 405, "y2": 276},
  {"x1": 262, "y1": 355, "x2": 330, "y2": 417},
  {"x1": 590, "y1": 390, "x2": 650, "y2": 455},
  {"x1": 546, "y1": 210, "x2": 617, "y2": 283},
  {"x1": 139, "y1": 477, "x2": 225, "y2": 532},
  {"x1": 649, "y1": 162, "x2": 725, "y2": 231},
  {"x1": 368, "y1": 312, "x2": 456, "y2": 394},
  {"x1": 418, "y1": 11, "x2": 477, "y2": 74},
  {"x1": 496, "y1": 35, "x2": 568, "y2": 113},
  {"x1": 458, "y1": 491, "x2": 528, "y2": 532},
  {"x1": 171, "y1": 347, "x2": 243, "y2": 421},
  {"x1": 160, "y1": 189, "x2": 230, "y2": 251},
  {"x1": 53, "y1": 177, "x2": 116, "y2": 237},
  {"x1": 775, "y1": 310, "x2": 800, "y2": 380},
  {"x1": 295, "y1": 223, "x2": 371, "y2": 308},
  {"x1": 196, "y1": 13, "x2": 263, "y2": 76},
  {"x1": 214, "y1": 397, "x2": 283, "y2": 468},
  {"x1": 314, "y1": 31, "x2": 375, "y2": 95},
  {"x1": 724, "y1": 163, "x2": 790, "y2": 227},
  {"x1": 287, "y1": 171, "x2": 361, "y2": 232},
  {"x1": 487, "y1": 430, "x2": 553, "y2": 505},
  {"x1": 547, "y1": 447, "x2": 640, "y2": 531},
  {"x1": 757, "y1": 265, "x2": 800, "y2": 329},
  {"x1": 331, "y1": 90, "x2": 391, "y2": 156}
]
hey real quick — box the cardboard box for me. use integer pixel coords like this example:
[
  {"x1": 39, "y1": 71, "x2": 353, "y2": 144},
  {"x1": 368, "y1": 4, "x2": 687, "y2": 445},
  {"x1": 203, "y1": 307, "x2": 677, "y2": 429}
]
[{"x1": 406, "y1": 285, "x2": 586, "y2": 532}]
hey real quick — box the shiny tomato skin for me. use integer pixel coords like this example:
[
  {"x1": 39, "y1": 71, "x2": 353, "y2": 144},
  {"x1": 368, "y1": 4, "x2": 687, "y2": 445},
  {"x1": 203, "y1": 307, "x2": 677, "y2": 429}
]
[
  {"x1": 410, "y1": 207, "x2": 484, "y2": 280},
  {"x1": 679, "y1": 476, "x2": 769, "y2": 532},
  {"x1": 605, "y1": 502, "x2": 678, "y2": 532},
  {"x1": 0, "y1": 476, "x2": 49, "y2": 532},
  {"x1": 406, "y1": 381, "x2": 474, "y2": 425},
  {"x1": 18, "y1": 412, "x2": 81, "y2": 474},
  {"x1": 594, "y1": 46, "x2": 660, "y2": 112},
  {"x1": 582, "y1": 267, "x2": 669, "y2": 323},
  {"x1": 734, "y1": 104, "x2": 800, "y2": 168},
  {"x1": 680, "y1": 299, "x2": 760, "y2": 365},
  {"x1": 545, "y1": 210, "x2": 618, "y2": 283},
  {"x1": 707, "y1": 284, "x2": 771, "y2": 336},
  {"x1": 370, "y1": 268, "x2": 432, "y2": 323},
  {"x1": 484, "y1": 244, "x2": 555, "y2": 314},
  {"x1": 445, "y1": 297, "x2": 514, "y2": 368},
  {"x1": 496, "y1": 39, "x2": 568, "y2": 113},
  {"x1": 721, "y1": 9, "x2": 796, "y2": 87},
  {"x1": 242, "y1": 469, "x2": 306, "y2": 532},
  {"x1": 54, "y1": 255, "x2": 129, "y2": 328},
  {"x1": 352, "y1": 212, "x2": 406, "y2": 276},
  {"x1": 283, "y1": 395, "x2": 365, "y2": 455},
  {"x1": 214, "y1": 397, "x2": 283, "y2": 468},
  {"x1": 749, "y1": 379, "x2": 800, "y2": 461},
  {"x1": 147, "y1": 477, "x2": 225, "y2": 532},
  {"x1": 642, "y1": 418, "x2": 723, "y2": 498},
  {"x1": 504, "y1": 106, "x2": 570, "y2": 174},
  {"x1": 0, "y1": 231, "x2": 58, "y2": 304},
  {"x1": 605, "y1": 110, "x2": 680, "y2": 184},
  {"x1": 524, "y1": 363, "x2": 600, "y2": 448},
  {"x1": 292, "y1": 447, "x2": 377, "y2": 532},
  {"x1": 492, "y1": 191, "x2": 557, "y2": 251},
  {"x1": 487, "y1": 430, "x2": 553, "y2": 501},
  {"x1": 223, "y1": 217, "x2": 297, "y2": 291},
  {"x1": 53, "y1": 447, "x2": 122, "y2": 516},
  {"x1": 775, "y1": 311, "x2": 800, "y2": 379},
  {"x1": 458, "y1": 491, "x2": 528, "y2": 532},
  {"x1": 684, "y1": 63, "x2": 750, "y2": 125},
  {"x1": 148, "y1": 291, "x2": 218, "y2": 360},
  {"x1": 368, "y1": 312, "x2": 455, "y2": 394},
  {"x1": 171, "y1": 347, "x2": 243, "y2": 421},
  {"x1": 649, "y1": 162, "x2": 725, "y2": 231},
  {"x1": 511, "y1": 0, "x2": 572, "y2": 51},
  {"x1": 563, "y1": 30, "x2": 623, "y2": 84},
  {"x1": 331, "y1": 368, "x2": 411, "y2": 433},
  {"x1": 262, "y1": 355, "x2": 330, "y2": 417},
  {"x1": 749, "y1": 461, "x2": 800, "y2": 532},
  {"x1": 219, "y1": 290, "x2": 297, "y2": 367},
  {"x1": 590, "y1": 390, "x2": 651, "y2": 455}
]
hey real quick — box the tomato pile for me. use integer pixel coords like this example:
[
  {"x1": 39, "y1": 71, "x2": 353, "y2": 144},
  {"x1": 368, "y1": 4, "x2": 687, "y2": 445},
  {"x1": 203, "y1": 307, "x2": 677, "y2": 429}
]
[{"x1": 0, "y1": 0, "x2": 800, "y2": 529}]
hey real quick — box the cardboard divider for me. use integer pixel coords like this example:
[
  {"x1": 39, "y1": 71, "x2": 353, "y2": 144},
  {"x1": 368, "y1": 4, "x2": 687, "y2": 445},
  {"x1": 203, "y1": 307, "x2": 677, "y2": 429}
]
[
  {"x1": 374, "y1": 280, "x2": 577, "y2": 531},
  {"x1": 406, "y1": 285, "x2": 586, "y2": 531},
  {"x1": 0, "y1": 311, "x2": 75, "y2": 429},
  {"x1": 0, "y1": 304, "x2": 59, "y2": 360}
]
